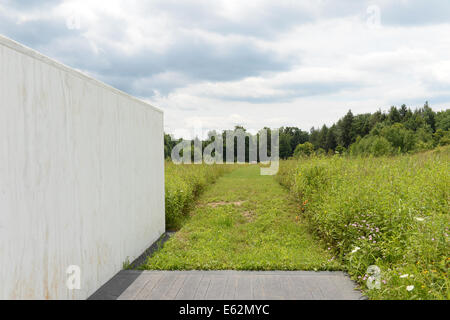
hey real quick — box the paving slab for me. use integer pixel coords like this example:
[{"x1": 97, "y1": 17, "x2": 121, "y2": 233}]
[{"x1": 89, "y1": 270, "x2": 364, "y2": 300}]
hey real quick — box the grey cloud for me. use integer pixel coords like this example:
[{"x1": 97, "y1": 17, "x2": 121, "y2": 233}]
[
  {"x1": 43, "y1": 30, "x2": 294, "y2": 97},
  {"x1": 137, "y1": 0, "x2": 315, "y2": 38},
  {"x1": 95, "y1": 40, "x2": 290, "y2": 81},
  {"x1": 380, "y1": 0, "x2": 450, "y2": 26},
  {"x1": 0, "y1": 9, "x2": 79, "y2": 49},
  {"x1": 1, "y1": 0, "x2": 61, "y2": 10},
  {"x1": 313, "y1": 0, "x2": 450, "y2": 26},
  {"x1": 131, "y1": 75, "x2": 191, "y2": 98},
  {"x1": 319, "y1": 0, "x2": 368, "y2": 19},
  {"x1": 390, "y1": 95, "x2": 450, "y2": 108},
  {"x1": 0, "y1": 1, "x2": 295, "y2": 97},
  {"x1": 207, "y1": 81, "x2": 361, "y2": 104},
  {"x1": 427, "y1": 95, "x2": 450, "y2": 106},
  {"x1": 91, "y1": 72, "x2": 190, "y2": 99},
  {"x1": 1, "y1": 0, "x2": 449, "y2": 104}
]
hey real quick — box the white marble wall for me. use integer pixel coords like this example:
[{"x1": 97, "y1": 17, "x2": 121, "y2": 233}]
[{"x1": 0, "y1": 36, "x2": 165, "y2": 299}]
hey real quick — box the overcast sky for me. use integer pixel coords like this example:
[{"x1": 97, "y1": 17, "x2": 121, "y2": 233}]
[{"x1": 1, "y1": 0, "x2": 450, "y2": 138}]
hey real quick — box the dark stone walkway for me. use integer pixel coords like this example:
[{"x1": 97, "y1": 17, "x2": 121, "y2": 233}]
[{"x1": 89, "y1": 270, "x2": 364, "y2": 300}]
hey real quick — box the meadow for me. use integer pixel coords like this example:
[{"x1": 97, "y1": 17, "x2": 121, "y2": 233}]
[
  {"x1": 150, "y1": 147, "x2": 449, "y2": 300},
  {"x1": 164, "y1": 162, "x2": 234, "y2": 229},
  {"x1": 276, "y1": 147, "x2": 450, "y2": 299},
  {"x1": 144, "y1": 165, "x2": 339, "y2": 271}
]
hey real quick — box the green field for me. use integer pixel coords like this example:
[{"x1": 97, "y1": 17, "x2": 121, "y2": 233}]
[
  {"x1": 277, "y1": 147, "x2": 449, "y2": 300},
  {"x1": 143, "y1": 147, "x2": 449, "y2": 300},
  {"x1": 142, "y1": 165, "x2": 339, "y2": 271}
]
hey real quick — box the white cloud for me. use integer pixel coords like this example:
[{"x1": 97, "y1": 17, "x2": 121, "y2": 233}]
[{"x1": 1, "y1": 0, "x2": 449, "y2": 136}]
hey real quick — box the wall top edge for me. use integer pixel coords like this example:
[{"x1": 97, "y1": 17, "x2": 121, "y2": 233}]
[{"x1": 0, "y1": 34, "x2": 164, "y2": 115}]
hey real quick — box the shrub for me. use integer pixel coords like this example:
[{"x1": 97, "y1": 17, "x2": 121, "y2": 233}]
[
  {"x1": 434, "y1": 129, "x2": 450, "y2": 147},
  {"x1": 293, "y1": 142, "x2": 315, "y2": 157},
  {"x1": 335, "y1": 145, "x2": 346, "y2": 155},
  {"x1": 349, "y1": 123, "x2": 449, "y2": 157},
  {"x1": 350, "y1": 135, "x2": 393, "y2": 156},
  {"x1": 315, "y1": 148, "x2": 326, "y2": 156}
]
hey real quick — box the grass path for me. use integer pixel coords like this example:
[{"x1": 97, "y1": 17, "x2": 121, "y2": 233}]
[{"x1": 141, "y1": 165, "x2": 340, "y2": 271}]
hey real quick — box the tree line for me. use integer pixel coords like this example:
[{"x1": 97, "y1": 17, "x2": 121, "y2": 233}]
[{"x1": 165, "y1": 102, "x2": 450, "y2": 160}]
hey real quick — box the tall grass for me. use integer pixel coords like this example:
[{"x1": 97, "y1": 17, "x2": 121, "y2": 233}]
[
  {"x1": 165, "y1": 162, "x2": 234, "y2": 229},
  {"x1": 276, "y1": 147, "x2": 450, "y2": 299}
]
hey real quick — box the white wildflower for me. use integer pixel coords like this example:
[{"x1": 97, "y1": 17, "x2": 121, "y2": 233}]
[
  {"x1": 406, "y1": 285, "x2": 414, "y2": 292},
  {"x1": 399, "y1": 274, "x2": 409, "y2": 278},
  {"x1": 415, "y1": 217, "x2": 425, "y2": 222},
  {"x1": 351, "y1": 247, "x2": 361, "y2": 254}
]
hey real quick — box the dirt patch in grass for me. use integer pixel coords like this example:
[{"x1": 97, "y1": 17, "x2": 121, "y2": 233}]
[
  {"x1": 203, "y1": 201, "x2": 246, "y2": 208},
  {"x1": 241, "y1": 210, "x2": 256, "y2": 222}
]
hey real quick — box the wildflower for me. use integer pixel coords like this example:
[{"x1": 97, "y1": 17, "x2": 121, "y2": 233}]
[
  {"x1": 382, "y1": 280, "x2": 387, "y2": 284},
  {"x1": 351, "y1": 247, "x2": 361, "y2": 254},
  {"x1": 399, "y1": 274, "x2": 409, "y2": 278},
  {"x1": 415, "y1": 217, "x2": 425, "y2": 222},
  {"x1": 406, "y1": 285, "x2": 414, "y2": 292}
]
